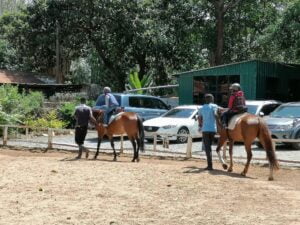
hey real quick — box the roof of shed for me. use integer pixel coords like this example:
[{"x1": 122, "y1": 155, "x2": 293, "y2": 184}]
[
  {"x1": 0, "y1": 70, "x2": 45, "y2": 84},
  {"x1": 173, "y1": 60, "x2": 300, "y2": 76}
]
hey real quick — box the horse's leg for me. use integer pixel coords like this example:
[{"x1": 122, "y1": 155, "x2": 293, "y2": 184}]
[
  {"x1": 94, "y1": 137, "x2": 102, "y2": 159},
  {"x1": 216, "y1": 136, "x2": 228, "y2": 170},
  {"x1": 241, "y1": 141, "x2": 253, "y2": 176},
  {"x1": 130, "y1": 137, "x2": 137, "y2": 162},
  {"x1": 110, "y1": 138, "x2": 117, "y2": 161},
  {"x1": 227, "y1": 140, "x2": 234, "y2": 172},
  {"x1": 136, "y1": 136, "x2": 140, "y2": 162}
]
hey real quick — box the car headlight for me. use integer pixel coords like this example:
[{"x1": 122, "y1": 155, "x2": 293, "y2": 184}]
[{"x1": 162, "y1": 125, "x2": 177, "y2": 129}]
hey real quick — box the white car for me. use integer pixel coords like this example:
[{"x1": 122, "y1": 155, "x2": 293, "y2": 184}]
[
  {"x1": 143, "y1": 105, "x2": 201, "y2": 143},
  {"x1": 246, "y1": 100, "x2": 281, "y2": 117}
]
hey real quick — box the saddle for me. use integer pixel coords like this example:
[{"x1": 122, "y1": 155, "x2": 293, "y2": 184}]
[
  {"x1": 108, "y1": 111, "x2": 125, "y2": 124},
  {"x1": 227, "y1": 113, "x2": 248, "y2": 130}
]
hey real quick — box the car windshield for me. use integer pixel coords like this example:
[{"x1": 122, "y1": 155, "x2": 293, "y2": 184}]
[
  {"x1": 270, "y1": 105, "x2": 300, "y2": 118},
  {"x1": 162, "y1": 108, "x2": 195, "y2": 118},
  {"x1": 246, "y1": 105, "x2": 258, "y2": 115}
]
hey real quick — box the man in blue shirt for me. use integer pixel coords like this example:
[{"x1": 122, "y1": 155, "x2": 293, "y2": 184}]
[
  {"x1": 101, "y1": 87, "x2": 119, "y2": 125},
  {"x1": 198, "y1": 94, "x2": 219, "y2": 170}
]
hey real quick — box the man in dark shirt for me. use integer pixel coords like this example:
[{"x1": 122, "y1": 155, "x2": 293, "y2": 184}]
[{"x1": 74, "y1": 97, "x2": 96, "y2": 159}]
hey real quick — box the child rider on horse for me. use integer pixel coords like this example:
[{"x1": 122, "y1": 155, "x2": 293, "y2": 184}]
[{"x1": 221, "y1": 83, "x2": 247, "y2": 128}]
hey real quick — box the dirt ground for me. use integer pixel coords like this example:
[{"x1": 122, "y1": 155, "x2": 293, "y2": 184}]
[{"x1": 0, "y1": 147, "x2": 299, "y2": 225}]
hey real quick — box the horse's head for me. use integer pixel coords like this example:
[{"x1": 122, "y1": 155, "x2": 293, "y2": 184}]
[
  {"x1": 215, "y1": 107, "x2": 226, "y2": 133},
  {"x1": 92, "y1": 109, "x2": 105, "y2": 124}
]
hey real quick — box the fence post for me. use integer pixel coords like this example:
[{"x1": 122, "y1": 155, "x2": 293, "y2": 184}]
[
  {"x1": 186, "y1": 135, "x2": 192, "y2": 158},
  {"x1": 25, "y1": 127, "x2": 29, "y2": 140},
  {"x1": 3, "y1": 126, "x2": 8, "y2": 146},
  {"x1": 153, "y1": 134, "x2": 157, "y2": 152},
  {"x1": 48, "y1": 128, "x2": 53, "y2": 149},
  {"x1": 120, "y1": 135, "x2": 124, "y2": 154}
]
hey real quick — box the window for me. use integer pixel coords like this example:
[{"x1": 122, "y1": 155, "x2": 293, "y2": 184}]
[
  {"x1": 129, "y1": 97, "x2": 168, "y2": 110},
  {"x1": 141, "y1": 98, "x2": 168, "y2": 109},
  {"x1": 193, "y1": 75, "x2": 239, "y2": 106},
  {"x1": 261, "y1": 104, "x2": 281, "y2": 116},
  {"x1": 129, "y1": 97, "x2": 141, "y2": 107}
]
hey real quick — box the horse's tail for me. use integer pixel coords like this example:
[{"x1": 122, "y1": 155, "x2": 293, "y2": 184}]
[
  {"x1": 258, "y1": 118, "x2": 279, "y2": 170},
  {"x1": 137, "y1": 115, "x2": 145, "y2": 152}
]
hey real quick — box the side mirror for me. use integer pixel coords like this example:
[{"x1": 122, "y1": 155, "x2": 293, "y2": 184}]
[
  {"x1": 167, "y1": 105, "x2": 172, "y2": 110},
  {"x1": 259, "y1": 112, "x2": 264, "y2": 117}
]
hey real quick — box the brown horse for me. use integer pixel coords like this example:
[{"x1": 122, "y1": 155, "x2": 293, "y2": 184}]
[
  {"x1": 215, "y1": 111, "x2": 279, "y2": 180},
  {"x1": 93, "y1": 110, "x2": 145, "y2": 162}
]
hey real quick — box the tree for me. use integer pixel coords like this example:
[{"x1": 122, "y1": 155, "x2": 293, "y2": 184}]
[{"x1": 272, "y1": 0, "x2": 300, "y2": 63}]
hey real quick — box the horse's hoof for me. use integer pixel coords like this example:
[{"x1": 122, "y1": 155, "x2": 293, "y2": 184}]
[
  {"x1": 131, "y1": 159, "x2": 135, "y2": 162},
  {"x1": 113, "y1": 158, "x2": 117, "y2": 161},
  {"x1": 222, "y1": 164, "x2": 228, "y2": 170},
  {"x1": 268, "y1": 177, "x2": 274, "y2": 181},
  {"x1": 137, "y1": 158, "x2": 140, "y2": 162},
  {"x1": 241, "y1": 172, "x2": 246, "y2": 176},
  {"x1": 227, "y1": 168, "x2": 232, "y2": 172}
]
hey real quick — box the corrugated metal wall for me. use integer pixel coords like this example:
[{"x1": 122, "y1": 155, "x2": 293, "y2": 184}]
[
  {"x1": 177, "y1": 60, "x2": 258, "y2": 105},
  {"x1": 176, "y1": 60, "x2": 300, "y2": 104},
  {"x1": 178, "y1": 75, "x2": 193, "y2": 105}
]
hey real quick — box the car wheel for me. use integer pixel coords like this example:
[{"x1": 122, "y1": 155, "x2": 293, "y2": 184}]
[
  {"x1": 291, "y1": 132, "x2": 300, "y2": 150},
  {"x1": 177, "y1": 127, "x2": 189, "y2": 143},
  {"x1": 146, "y1": 138, "x2": 154, "y2": 143}
]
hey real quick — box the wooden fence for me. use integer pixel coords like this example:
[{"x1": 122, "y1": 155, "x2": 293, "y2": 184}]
[{"x1": 0, "y1": 125, "x2": 299, "y2": 165}]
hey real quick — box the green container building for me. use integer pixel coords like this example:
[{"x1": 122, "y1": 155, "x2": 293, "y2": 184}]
[{"x1": 174, "y1": 60, "x2": 300, "y2": 106}]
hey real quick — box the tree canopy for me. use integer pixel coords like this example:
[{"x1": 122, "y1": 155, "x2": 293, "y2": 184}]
[{"x1": 0, "y1": 0, "x2": 298, "y2": 90}]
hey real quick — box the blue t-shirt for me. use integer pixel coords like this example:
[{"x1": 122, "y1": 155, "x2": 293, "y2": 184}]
[{"x1": 199, "y1": 103, "x2": 218, "y2": 132}]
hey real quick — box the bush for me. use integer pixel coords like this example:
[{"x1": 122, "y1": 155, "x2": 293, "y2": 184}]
[
  {"x1": 0, "y1": 85, "x2": 44, "y2": 125},
  {"x1": 58, "y1": 102, "x2": 77, "y2": 129},
  {"x1": 25, "y1": 110, "x2": 66, "y2": 128}
]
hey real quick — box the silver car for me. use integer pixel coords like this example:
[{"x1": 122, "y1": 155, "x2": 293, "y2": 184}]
[
  {"x1": 265, "y1": 102, "x2": 300, "y2": 150},
  {"x1": 246, "y1": 100, "x2": 281, "y2": 116}
]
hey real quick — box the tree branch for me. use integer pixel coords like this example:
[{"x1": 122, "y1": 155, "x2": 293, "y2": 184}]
[{"x1": 224, "y1": 0, "x2": 242, "y2": 14}]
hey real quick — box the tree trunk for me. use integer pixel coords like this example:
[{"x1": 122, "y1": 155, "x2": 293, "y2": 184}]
[
  {"x1": 211, "y1": 0, "x2": 242, "y2": 66},
  {"x1": 215, "y1": 3, "x2": 224, "y2": 66}
]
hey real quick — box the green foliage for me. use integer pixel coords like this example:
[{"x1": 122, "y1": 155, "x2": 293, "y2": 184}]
[
  {"x1": 0, "y1": 84, "x2": 44, "y2": 125},
  {"x1": 272, "y1": 0, "x2": 300, "y2": 63},
  {"x1": 25, "y1": 110, "x2": 66, "y2": 128},
  {"x1": 128, "y1": 71, "x2": 153, "y2": 94},
  {"x1": 58, "y1": 102, "x2": 77, "y2": 129},
  {"x1": 0, "y1": 0, "x2": 299, "y2": 89},
  {"x1": 67, "y1": 58, "x2": 91, "y2": 84}
]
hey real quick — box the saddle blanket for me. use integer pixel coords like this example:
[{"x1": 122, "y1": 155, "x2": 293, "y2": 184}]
[
  {"x1": 227, "y1": 113, "x2": 248, "y2": 130},
  {"x1": 108, "y1": 112, "x2": 125, "y2": 124}
]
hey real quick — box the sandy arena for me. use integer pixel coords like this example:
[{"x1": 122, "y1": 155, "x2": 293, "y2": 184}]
[{"x1": 0, "y1": 147, "x2": 299, "y2": 225}]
